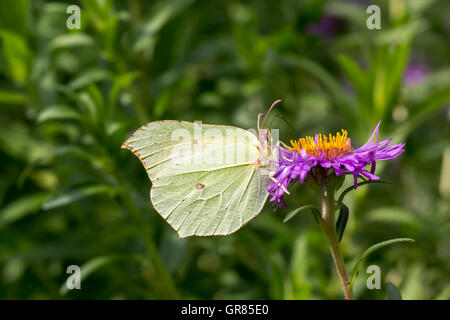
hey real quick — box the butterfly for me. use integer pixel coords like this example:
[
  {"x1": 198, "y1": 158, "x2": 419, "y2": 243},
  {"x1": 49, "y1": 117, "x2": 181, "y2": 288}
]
[{"x1": 121, "y1": 100, "x2": 281, "y2": 238}]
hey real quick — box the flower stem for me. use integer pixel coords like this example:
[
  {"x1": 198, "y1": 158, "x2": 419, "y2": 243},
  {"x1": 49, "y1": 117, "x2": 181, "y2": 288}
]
[
  {"x1": 320, "y1": 191, "x2": 353, "y2": 300},
  {"x1": 120, "y1": 190, "x2": 179, "y2": 299}
]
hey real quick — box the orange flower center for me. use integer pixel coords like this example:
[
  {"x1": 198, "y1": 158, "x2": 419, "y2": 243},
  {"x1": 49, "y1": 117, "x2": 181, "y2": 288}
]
[{"x1": 288, "y1": 129, "x2": 353, "y2": 160}]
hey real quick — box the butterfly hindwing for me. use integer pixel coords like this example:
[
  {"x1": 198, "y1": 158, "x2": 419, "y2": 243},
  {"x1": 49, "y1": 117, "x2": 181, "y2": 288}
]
[{"x1": 151, "y1": 165, "x2": 270, "y2": 237}]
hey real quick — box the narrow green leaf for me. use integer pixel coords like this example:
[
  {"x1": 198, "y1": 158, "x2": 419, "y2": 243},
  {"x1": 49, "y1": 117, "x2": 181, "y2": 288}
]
[
  {"x1": 337, "y1": 180, "x2": 391, "y2": 209},
  {"x1": 284, "y1": 55, "x2": 360, "y2": 123},
  {"x1": 337, "y1": 55, "x2": 367, "y2": 96},
  {"x1": 283, "y1": 204, "x2": 320, "y2": 223},
  {"x1": 350, "y1": 238, "x2": 415, "y2": 286},
  {"x1": 48, "y1": 33, "x2": 95, "y2": 51},
  {"x1": 327, "y1": 1, "x2": 367, "y2": 26},
  {"x1": 0, "y1": 90, "x2": 26, "y2": 105},
  {"x1": 436, "y1": 284, "x2": 450, "y2": 300},
  {"x1": 375, "y1": 20, "x2": 425, "y2": 45},
  {"x1": 0, "y1": 124, "x2": 51, "y2": 162},
  {"x1": 384, "y1": 44, "x2": 409, "y2": 113},
  {"x1": 0, "y1": 30, "x2": 30, "y2": 85},
  {"x1": 59, "y1": 255, "x2": 117, "y2": 295},
  {"x1": 68, "y1": 69, "x2": 111, "y2": 91},
  {"x1": 365, "y1": 207, "x2": 419, "y2": 227},
  {"x1": 0, "y1": 193, "x2": 50, "y2": 228},
  {"x1": 59, "y1": 254, "x2": 148, "y2": 295},
  {"x1": 394, "y1": 86, "x2": 450, "y2": 140},
  {"x1": 108, "y1": 71, "x2": 141, "y2": 115},
  {"x1": 42, "y1": 185, "x2": 115, "y2": 210},
  {"x1": 386, "y1": 282, "x2": 403, "y2": 300},
  {"x1": 131, "y1": 0, "x2": 194, "y2": 57},
  {"x1": 37, "y1": 105, "x2": 81, "y2": 123},
  {"x1": 336, "y1": 203, "x2": 349, "y2": 242}
]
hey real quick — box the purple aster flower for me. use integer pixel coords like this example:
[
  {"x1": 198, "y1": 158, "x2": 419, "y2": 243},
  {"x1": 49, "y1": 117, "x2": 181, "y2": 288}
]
[{"x1": 268, "y1": 121, "x2": 405, "y2": 209}]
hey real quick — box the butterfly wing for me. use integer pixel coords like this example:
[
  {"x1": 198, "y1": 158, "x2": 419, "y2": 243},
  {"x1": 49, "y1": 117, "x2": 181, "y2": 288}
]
[{"x1": 122, "y1": 120, "x2": 271, "y2": 237}]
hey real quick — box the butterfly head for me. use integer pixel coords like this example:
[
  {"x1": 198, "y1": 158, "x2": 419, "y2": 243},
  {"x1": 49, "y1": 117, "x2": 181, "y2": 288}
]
[{"x1": 253, "y1": 99, "x2": 282, "y2": 170}]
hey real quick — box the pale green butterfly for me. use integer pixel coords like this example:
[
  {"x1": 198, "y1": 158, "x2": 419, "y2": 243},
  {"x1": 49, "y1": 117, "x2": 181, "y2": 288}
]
[{"x1": 121, "y1": 100, "x2": 281, "y2": 238}]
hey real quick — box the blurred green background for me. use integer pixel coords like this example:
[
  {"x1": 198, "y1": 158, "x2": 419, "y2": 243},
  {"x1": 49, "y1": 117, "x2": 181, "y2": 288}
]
[{"x1": 0, "y1": 0, "x2": 449, "y2": 299}]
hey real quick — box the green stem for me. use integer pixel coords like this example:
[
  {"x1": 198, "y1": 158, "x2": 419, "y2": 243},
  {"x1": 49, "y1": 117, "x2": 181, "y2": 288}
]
[
  {"x1": 109, "y1": 147, "x2": 177, "y2": 297},
  {"x1": 120, "y1": 190, "x2": 179, "y2": 299},
  {"x1": 320, "y1": 190, "x2": 353, "y2": 300}
]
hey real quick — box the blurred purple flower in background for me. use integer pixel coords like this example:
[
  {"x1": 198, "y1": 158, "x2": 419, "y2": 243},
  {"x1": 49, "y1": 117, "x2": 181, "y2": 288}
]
[
  {"x1": 307, "y1": 15, "x2": 346, "y2": 39},
  {"x1": 403, "y1": 62, "x2": 429, "y2": 86},
  {"x1": 307, "y1": 0, "x2": 367, "y2": 39}
]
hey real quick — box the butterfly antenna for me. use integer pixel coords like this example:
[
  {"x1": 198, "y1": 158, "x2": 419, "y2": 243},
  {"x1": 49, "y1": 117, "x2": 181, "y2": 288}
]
[
  {"x1": 262, "y1": 99, "x2": 282, "y2": 129},
  {"x1": 268, "y1": 113, "x2": 299, "y2": 136},
  {"x1": 257, "y1": 113, "x2": 265, "y2": 130}
]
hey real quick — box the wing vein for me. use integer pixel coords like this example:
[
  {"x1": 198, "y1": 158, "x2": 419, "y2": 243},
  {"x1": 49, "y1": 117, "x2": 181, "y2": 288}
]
[
  {"x1": 227, "y1": 167, "x2": 255, "y2": 234},
  {"x1": 211, "y1": 167, "x2": 252, "y2": 235}
]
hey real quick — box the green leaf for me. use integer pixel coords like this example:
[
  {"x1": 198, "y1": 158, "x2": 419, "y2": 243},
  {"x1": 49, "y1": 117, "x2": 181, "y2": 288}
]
[
  {"x1": 68, "y1": 69, "x2": 112, "y2": 91},
  {"x1": 42, "y1": 185, "x2": 115, "y2": 210},
  {"x1": 327, "y1": 1, "x2": 366, "y2": 26},
  {"x1": 48, "y1": 33, "x2": 95, "y2": 51},
  {"x1": 0, "y1": 123, "x2": 52, "y2": 162},
  {"x1": 283, "y1": 55, "x2": 360, "y2": 124},
  {"x1": 59, "y1": 255, "x2": 117, "y2": 295},
  {"x1": 0, "y1": 90, "x2": 26, "y2": 105},
  {"x1": 375, "y1": 20, "x2": 425, "y2": 45},
  {"x1": 386, "y1": 282, "x2": 403, "y2": 300},
  {"x1": 58, "y1": 253, "x2": 148, "y2": 295},
  {"x1": 337, "y1": 180, "x2": 391, "y2": 209},
  {"x1": 401, "y1": 263, "x2": 424, "y2": 300},
  {"x1": 337, "y1": 55, "x2": 367, "y2": 97},
  {"x1": 404, "y1": 68, "x2": 450, "y2": 104},
  {"x1": 0, "y1": 30, "x2": 30, "y2": 85},
  {"x1": 365, "y1": 207, "x2": 419, "y2": 227},
  {"x1": 0, "y1": 193, "x2": 50, "y2": 228},
  {"x1": 283, "y1": 204, "x2": 321, "y2": 223},
  {"x1": 335, "y1": 203, "x2": 349, "y2": 242},
  {"x1": 0, "y1": 0, "x2": 29, "y2": 36},
  {"x1": 394, "y1": 86, "x2": 450, "y2": 140},
  {"x1": 37, "y1": 105, "x2": 81, "y2": 123},
  {"x1": 289, "y1": 233, "x2": 312, "y2": 299},
  {"x1": 383, "y1": 44, "x2": 410, "y2": 118},
  {"x1": 132, "y1": 0, "x2": 194, "y2": 55},
  {"x1": 108, "y1": 71, "x2": 141, "y2": 115},
  {"x1": 350, "y1": 238, "x2": 415, "y2": 287},
  {"x1": 436, "y1": 284, "x2": 450, "y2": 300}
]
